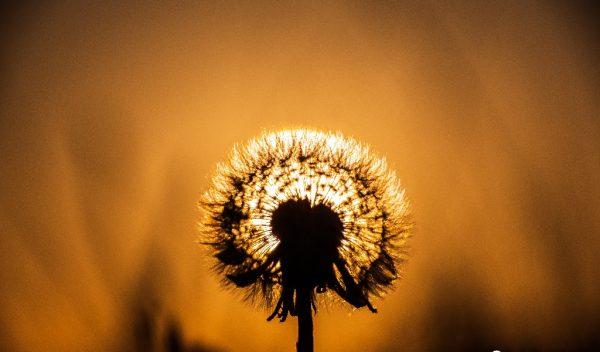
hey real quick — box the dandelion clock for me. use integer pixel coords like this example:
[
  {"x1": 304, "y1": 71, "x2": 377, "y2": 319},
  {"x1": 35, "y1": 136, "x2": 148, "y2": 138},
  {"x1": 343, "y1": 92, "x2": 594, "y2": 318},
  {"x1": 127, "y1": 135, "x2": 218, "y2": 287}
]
[{"x1": 199, "y1": 129, "x2": 413, "y2": 352}]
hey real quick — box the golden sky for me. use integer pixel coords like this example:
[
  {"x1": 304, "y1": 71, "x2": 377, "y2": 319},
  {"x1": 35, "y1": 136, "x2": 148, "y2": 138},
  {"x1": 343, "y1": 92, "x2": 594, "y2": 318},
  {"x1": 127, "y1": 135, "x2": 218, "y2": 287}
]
[{"x1": 1, "y1": 1, "x2": 599, "y2": 351}]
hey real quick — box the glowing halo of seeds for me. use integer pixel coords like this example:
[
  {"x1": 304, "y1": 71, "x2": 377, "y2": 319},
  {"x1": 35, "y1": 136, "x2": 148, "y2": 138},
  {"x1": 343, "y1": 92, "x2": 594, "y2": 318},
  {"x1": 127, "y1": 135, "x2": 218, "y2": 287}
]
[{"x1": 199, "y1": 129, "x2": 412, "y2": 314}]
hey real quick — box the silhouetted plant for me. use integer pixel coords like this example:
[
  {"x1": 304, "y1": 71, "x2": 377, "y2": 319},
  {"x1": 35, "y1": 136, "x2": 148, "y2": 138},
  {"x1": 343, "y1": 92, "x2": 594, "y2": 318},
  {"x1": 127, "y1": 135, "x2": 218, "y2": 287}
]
[{"x1": 199, "y1": 129, "x2": 412, "y2": 351}]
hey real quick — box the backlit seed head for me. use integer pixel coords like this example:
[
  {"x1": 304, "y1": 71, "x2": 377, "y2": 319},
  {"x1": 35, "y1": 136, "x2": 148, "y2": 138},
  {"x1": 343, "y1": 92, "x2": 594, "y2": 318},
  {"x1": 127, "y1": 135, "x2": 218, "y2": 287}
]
[{"x1": 199, "y1": 129, "x2": 412, "y2": 319}]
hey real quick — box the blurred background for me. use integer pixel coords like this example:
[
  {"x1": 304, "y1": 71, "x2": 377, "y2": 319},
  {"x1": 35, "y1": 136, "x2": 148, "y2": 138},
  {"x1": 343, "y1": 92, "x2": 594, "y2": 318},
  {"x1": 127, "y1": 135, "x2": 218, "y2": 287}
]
[{"x1": 1, "y1": 1, "x2": 599, "y2": 351}]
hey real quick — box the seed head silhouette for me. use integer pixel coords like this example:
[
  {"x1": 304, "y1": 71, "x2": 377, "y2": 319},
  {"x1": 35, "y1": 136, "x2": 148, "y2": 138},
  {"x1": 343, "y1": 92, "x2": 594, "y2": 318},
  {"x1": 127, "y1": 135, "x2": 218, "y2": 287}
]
[{"x1": 199, "y1": 129, "x2": 412, "y2": 351}]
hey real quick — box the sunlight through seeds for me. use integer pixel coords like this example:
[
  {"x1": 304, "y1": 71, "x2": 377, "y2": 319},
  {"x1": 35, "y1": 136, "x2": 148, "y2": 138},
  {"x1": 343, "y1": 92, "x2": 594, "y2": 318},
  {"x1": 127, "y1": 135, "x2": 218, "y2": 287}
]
[{"x1": 199, "y1": 129, "x2": 413, "y2": 316}]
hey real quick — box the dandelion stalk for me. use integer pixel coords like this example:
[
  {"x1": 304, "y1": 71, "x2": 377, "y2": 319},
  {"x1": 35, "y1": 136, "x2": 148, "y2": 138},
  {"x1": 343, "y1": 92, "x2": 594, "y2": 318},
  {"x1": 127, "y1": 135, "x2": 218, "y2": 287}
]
[
  {"x1": 199, "y1": 129, "x2": 412, "y2": 351},
  {"x1": 296, "y1": 285, "x2": 313, "y2": 352}
]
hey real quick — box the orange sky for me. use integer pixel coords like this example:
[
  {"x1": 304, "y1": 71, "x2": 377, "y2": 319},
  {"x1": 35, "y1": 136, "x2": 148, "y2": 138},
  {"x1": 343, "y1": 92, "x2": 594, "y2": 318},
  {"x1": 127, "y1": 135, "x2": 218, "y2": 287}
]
[{"x1": 1, "y1": 1, "x2": 599, "y2": 351}]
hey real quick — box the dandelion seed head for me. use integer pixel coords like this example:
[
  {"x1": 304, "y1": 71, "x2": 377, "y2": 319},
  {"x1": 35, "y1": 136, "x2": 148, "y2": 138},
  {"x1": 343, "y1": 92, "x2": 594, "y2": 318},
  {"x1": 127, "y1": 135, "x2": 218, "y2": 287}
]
[{"x1": 200, "y1": 129, "x2": 412, "y2": 313}]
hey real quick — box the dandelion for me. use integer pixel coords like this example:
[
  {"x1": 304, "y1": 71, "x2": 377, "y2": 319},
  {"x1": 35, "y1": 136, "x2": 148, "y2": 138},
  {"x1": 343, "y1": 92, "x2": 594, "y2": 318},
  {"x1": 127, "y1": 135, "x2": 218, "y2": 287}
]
[{"x1": 199, "y1": 129, "x2": 412, "y2": 351}]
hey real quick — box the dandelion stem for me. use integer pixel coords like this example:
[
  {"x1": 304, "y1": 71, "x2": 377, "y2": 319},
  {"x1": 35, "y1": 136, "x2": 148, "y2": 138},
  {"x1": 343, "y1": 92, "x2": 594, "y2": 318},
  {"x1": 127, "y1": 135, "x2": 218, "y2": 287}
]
[{"x1": 296, "y1": 286, "x2": 313, "y2": 352}]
